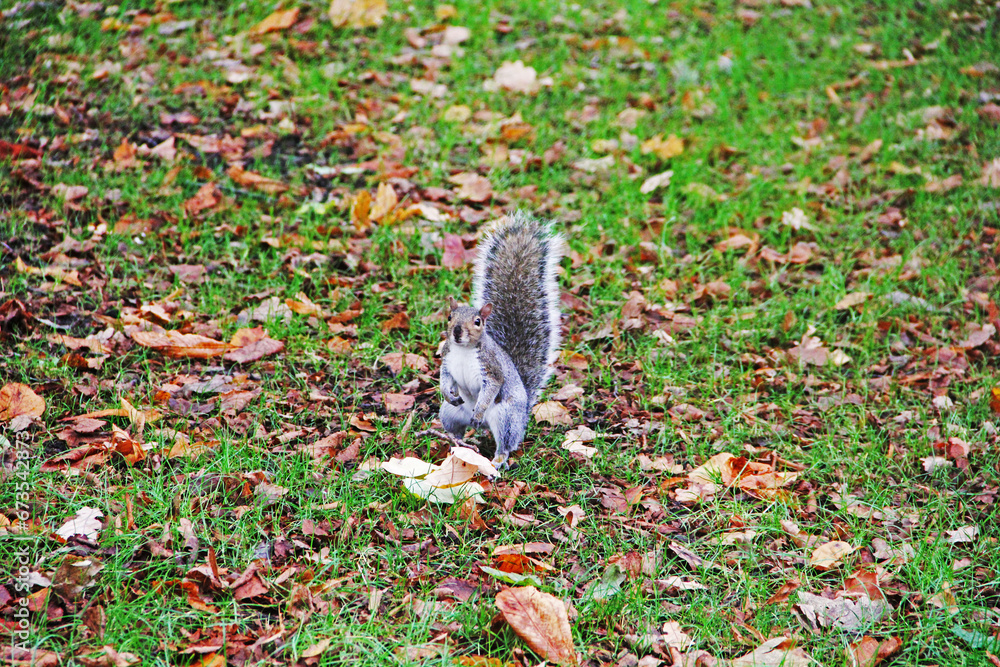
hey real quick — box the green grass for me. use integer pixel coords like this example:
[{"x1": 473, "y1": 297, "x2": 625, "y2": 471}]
[{"x1": 2, "y1": 0, "x2": 999, "y2": 664}]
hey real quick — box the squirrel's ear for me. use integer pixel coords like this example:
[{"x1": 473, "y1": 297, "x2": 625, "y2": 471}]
[
  {"x1": 479, "y1": 303, "x2": 493, "y2": 320},
  {"x1": 448, "y1": 296, "x2": 459, "y2": 311}
]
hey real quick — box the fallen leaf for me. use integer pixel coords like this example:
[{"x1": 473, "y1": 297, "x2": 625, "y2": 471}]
[
  {"x1": 56, "y1": 506, "x2": 104, "y2": 541},
  {"x1": 370, "y1": 182, "x2": 398, "y2": 221},
  {"x1": 130, "y1": 330, "x2": 232, "y2": 358},
  {"x1": 227, "y1": 165, "x2": 288, "y2": 195},
  {"x1": 640, "y1": 169, "x2": 673, "y2": 194},
  {"x1": 484, "y1": 60, "x2": 548, "y2": 94},
  {"x1": 795, "y1": 591, "x2": 891, "y2": 632},
  {"x1": 449, "y1": 172, "x2": 493, "y2": 202},
  {"x1": 834, "y1": 292, "x2": 871, "y2": 310},
  {"x1": 810, "y1": 541, "x2": 855, "y2": 570},
  {"x1": 329, "y1": 0, "x2": 387, "y2": 28},
  {"x1": 732, "y1": 637, "x2": 812, "y2": 667},
  {"x1": 945, "y1": 525, "x2": 978, "y2": 544},
  {"x1": 956, "y1": 324, "x2": 995, "y2": 349},
  {"x1": 641, "y1": 134, "x2": 684, "y2": 160},
  {"x1": 442, "y1": 234, "x2": 467, "y2": 268},
  {"x1": 379, "y1": 353, "x2": 430, "y2": 374},
  {"x1": 495, "y1": 586, "x2": 577, "y2": 666},
  {"x1": 0, "y1": 383, "x2": 46, "y2": 421},
  {"x1": 533, "y1": 401, "x2": 572, "y2": 426},
  {"x1": 383, "y1": 393, "x2": 415, "y2": 413},
  {"x1": 251, "y1": 7, "x2": 299, "y2": 35}
]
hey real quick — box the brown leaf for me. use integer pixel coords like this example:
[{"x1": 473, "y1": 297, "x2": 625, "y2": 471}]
[
  {"x1": 495, "y1": 586, "x2": 577, "y2": 666},
  {"x1": 809, "y1": 541, "x2": 855, "y2": 570},
  {"x1": 641, "y1": 134, "x2": 684, "y2": 160},
  {"x1": 0, "y1": 382, "x2": 46, "y2": 421},
  {"x1": 380, "y1": 352, "x2": 430, "y2": 374},
  {"x1": 352, "y1": 190, "x2": 372, "y2": 229},
  {"x1": 370, "y1": 182, "x2": 398, "y2": 221},
  {"x1": 956, "y1": 324, "x2": 995, "y2": 349},
  {"x1": 834, "y1": 292, "x2": 871, "y2": 310},
  {"x1": 130, "y1": 330, "x2": 232, "y2": 358},
  {"x1": 384, "y1": 393, "x2": 415, "y2": 413},
  {"x1": 979, "y1": 103, "x2": 1000, "y2": 125},
  {"x1": 227, "y1": 166, "x2": 288, "y2": 195},
  {"x1": 763, "y1": 578, "x2": 801, "y2": 606},
  {"x1": 732, "y1": 638, "x2": 812, "y2": 667},
  {"x1": 3, "y1": 647, "x2": 61, "y2": 667},
  {"x1": 184, "y1": 183, "x2": 221, "y2": 216},
  {"x1": 532, "y1": 401, "x2": 572, "y2": 426},
  {"x1": 327, "y1": 336, "x2": 353, "y2": 354},
  {"x1": 442, "y1": 234, "x2": 467, "y2": 268},
  {"x1": 329, "y1": 0, "x2": 387, "y2": 28},
  {"x1": 449, "y1": 172, "x2": 493, "y2": 202},
  {"x1": 224, "y1": 327, "x2": 284, "y2": 363},
  {"x1": 112, "y1": 139, "x2": 138, "y2": 169},
  {"x1": 380, "y1": 311, "x2": 410, "y2": 333},
  {"x1": 251, "y1": 7, "x2": 300, "y2": 35}
]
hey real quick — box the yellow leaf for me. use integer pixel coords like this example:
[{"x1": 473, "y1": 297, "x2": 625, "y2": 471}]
[
  {"x1": 329, "y1": 0, "x2": 387, "y2": 28},
  {"x1": 251, "y1": 7, "x2": 300, "y2": 35},
  {"x1": 370, "y1": 182, "x2": 398, "y2": 222},
  {"x1": 352, "y1": 190, "x2": 372, "y2": 229},
  {"x1": 809, "y1": 541, "x2": 855, "y2": 570},
  {"x1": 641, "y1": 133, "x2": 684, "y2": 160}
]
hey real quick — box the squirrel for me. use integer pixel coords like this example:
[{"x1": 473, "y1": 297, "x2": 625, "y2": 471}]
[{"x1": 439, "y1": 211, "x2": 565, "y2": 468}]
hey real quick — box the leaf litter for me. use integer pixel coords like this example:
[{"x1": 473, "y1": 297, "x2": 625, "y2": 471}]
[{"x1": 1, "y1": 0, "x2": 999, "y2": 665}]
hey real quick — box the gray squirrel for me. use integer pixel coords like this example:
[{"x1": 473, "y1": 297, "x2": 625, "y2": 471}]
[{"x1": 439, "y1": 211, "x2": 565, "y2": 468}]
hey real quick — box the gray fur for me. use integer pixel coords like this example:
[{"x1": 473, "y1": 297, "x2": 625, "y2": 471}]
[
  {"x1": 441, "y1": 211, "x2": 564, "y2": 466},
  {"x1": 471, "y1": 211, "x2": 565, "y2": 405}
]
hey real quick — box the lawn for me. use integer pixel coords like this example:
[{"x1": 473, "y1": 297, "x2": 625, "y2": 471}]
[{"x1": 2, "y1": 0, "x2": 999, "y2": 665}]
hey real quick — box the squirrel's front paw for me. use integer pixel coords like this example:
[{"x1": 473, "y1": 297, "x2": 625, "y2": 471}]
[{"x1": 446, "y1": 394, "x2": 464, "y2": 407}]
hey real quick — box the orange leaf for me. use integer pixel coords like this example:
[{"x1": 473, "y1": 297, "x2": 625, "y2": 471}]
[
  {"x1": 130, "y1": 330, "x2": 232, "y2": 358},
  {"x1": 0, "y1": 383, "x2": 46, "y2": 421},
  {"x1": 227, "y1": 165, "x2": 288, "y2": 195},
  {"x1": 251, "y1": 7, "x2": 300, "y2": 35},
  {"x1": 495, "y1": 586, "x2": 577, "y2": 666},
  {"x1": 380, "y1": 311, "x2": 410, "y2": 333}
]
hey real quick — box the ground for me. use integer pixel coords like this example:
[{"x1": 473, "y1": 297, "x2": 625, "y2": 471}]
[{"x1": 2, "y1": 0, "x2": 1000, "y2": 665}]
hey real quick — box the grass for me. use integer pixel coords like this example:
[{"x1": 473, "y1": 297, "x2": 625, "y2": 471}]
[{"x1": 2, "y1": 0, "x2": 999, "y2": 664}]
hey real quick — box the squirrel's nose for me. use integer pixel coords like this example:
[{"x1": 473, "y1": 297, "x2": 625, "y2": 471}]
[{"x1": 452, "y1": 325, "x2": 462, "y2": 343}]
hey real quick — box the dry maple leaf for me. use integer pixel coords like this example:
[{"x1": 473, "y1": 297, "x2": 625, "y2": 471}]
[
  {"x1": 369, "y1": 182, "x2": 398, "y2": 221},
  {"x1": 352, "y1": 190, "x2": 372, "y2": 229},
  {"x1": 484, "y1": 60, "x2": 547, "y2": 94},
  {"x1": 442, "y1": 234, "x2": 467, "y2": 268},
  {"x1": 329, "y1": 0, "x2": 387, "y2": 28},
  {"x1": 380, "y1": 311, "x2": 410, "y2": 333},
  {"x1": 184, "y1": 183, "x2": 221, "y2": 216},
  {"x1": 640, "y1": 169, "x2": 673, "y2": 194},
  {"x1": 0, "y1": 383, "x2": 46, "y2": 421},
  {"x1": 130, "y1": 330, "x2": 232, "y2": 359},
  {"x1": 449, "y1": 172, "x2": 494, "y2": 202},
  {"x1": 55, "y1": 506, "x2": 104, "y2": 541},
  {"x1": 495, "y1": 586, "x2": 578, "y2": 666},
  {"x1": 641, "y1": 134, "x2": 684, "y2": 160},
  {"x1": 251, "y1": 7, "x2": 299, "y2": 35},
  {"x1": 532, "y1": 401, "x2": 572, "y2": 426},
  {"x1": 227, "y1": 165, "x2": 288, "y2": 195},
  {"x1": 379, "y1": 352, "x2": 430, "y2": 374},
  {"x1": 810, "y1": 540, "x2": 855, "y2": 570},
  {"x1": 732, "y1": 637, "x2": 812, "y2": 667}
]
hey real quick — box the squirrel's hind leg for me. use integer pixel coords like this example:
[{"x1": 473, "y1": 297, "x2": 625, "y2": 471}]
[
  {"x1": 440, "y1": 401, "x2": 472, "y2": 439},
  {"x1": 485, "y1": 402, "x2": 529, "y2": 469}
]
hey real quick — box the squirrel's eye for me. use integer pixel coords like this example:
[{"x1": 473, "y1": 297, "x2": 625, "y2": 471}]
[{"x1": 473, "y1": 317, "x2": 481, "y2": 326}]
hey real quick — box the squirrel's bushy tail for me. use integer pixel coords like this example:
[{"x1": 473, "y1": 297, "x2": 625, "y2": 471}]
[{"x1": 472, "y1": 211, "x2": 564, "y2": 406}]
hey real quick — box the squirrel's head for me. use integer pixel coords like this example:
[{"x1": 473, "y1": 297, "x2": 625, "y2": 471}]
[{"x1": 447, "y1": 297, "x2": 492, "y2": 347}]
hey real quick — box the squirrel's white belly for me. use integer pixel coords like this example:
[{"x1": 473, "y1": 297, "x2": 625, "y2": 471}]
[{"x1": 447, "y1": 346, "x2": 482, "y2": 403}]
